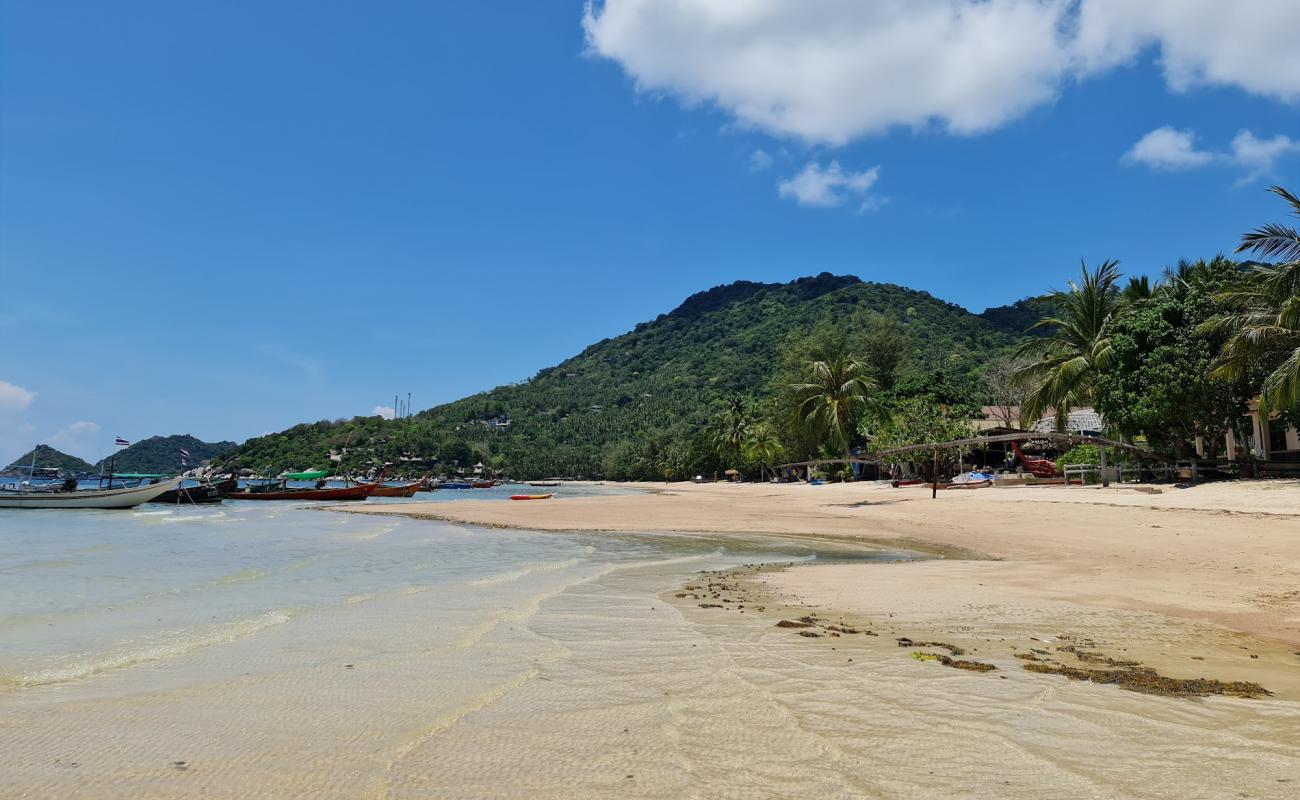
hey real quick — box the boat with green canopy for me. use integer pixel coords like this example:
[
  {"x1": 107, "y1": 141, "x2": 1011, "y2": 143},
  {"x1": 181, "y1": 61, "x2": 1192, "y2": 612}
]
[{"x1": 280, "y1": 470, "x2": 329, "y2": 480}]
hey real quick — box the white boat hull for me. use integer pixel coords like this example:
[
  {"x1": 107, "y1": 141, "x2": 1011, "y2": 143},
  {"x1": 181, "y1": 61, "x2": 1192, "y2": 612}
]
[{"x1": 0, "y1": 477, "x2": 183, "y2": 509}]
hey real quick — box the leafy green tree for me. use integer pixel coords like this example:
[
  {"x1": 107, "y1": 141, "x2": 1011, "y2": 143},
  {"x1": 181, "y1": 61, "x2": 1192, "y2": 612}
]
[
  {"x1": 792, "y1": 355, "x2": 885, "y2": 461},
  {"x1": 863, "y1": 398, "x2": 974, "y2": 479},
  {"x1": 1015, "y1": 260, "x2": 1122, "y2": 429},
  {"x1": 1203, "y1": 186, "x2": 1300, "y2": 416},
  {"x1": 859, "y1": 312, "x2": 909, "y2": 390},
  {"x1": 1095, "y1": 258, "x2": 1250, "y2": 456}
]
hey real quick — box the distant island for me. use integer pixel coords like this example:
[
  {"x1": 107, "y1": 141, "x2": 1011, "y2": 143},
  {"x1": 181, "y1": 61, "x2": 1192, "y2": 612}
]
[
  {"x1": 3, "y1": 445, "x2": 97, "y2": 475},
  {"x1": 95, "y1": 435, "x2": 237, "y2": 475}
]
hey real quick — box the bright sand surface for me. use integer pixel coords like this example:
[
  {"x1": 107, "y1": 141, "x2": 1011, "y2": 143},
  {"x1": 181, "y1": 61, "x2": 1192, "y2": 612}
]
[
  {"x1": 3, "y1": 482, "x2": 1299, "y2": 798},
  {"x1": 340, "y1": 479, "x2": 1300, "y2": 795},
  {"x1": 345, "y1": 479, "x2": 1300, "y2": 648}
]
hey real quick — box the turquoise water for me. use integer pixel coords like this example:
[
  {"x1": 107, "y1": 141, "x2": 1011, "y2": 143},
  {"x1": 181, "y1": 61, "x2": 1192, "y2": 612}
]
[{"x1": 0, "y1": 493, "x2": 881, "y2": 690}]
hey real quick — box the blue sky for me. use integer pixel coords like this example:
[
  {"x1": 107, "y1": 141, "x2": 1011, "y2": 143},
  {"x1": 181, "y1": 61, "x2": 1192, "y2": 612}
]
[{"x1": 2, "y1": 0, "x2": 1298, "y2": 465}]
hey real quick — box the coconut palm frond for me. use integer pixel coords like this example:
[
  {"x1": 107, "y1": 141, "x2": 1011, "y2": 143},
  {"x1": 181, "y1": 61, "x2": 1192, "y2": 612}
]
[
  {"x1": 1014, "y1": 259, "x2": 1120, "y2": 426},
  {"x1": 1237, "y1": 223, "x2": 1300, "y2": 263}
]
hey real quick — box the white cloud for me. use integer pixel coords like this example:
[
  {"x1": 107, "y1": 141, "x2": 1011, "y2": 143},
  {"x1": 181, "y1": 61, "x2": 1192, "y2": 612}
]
[
  {"x1": 1124, "y1": 127, "x2": 1300, "y2": 182},
  {"x1": 583, "y1": 1, "x2": 1300, "y2": 145},
  {"x1": 1228, "y1": 130, "x2": 1300, "y2": 182},
  {"x1": 584, "y1": 0, "x2": 1072, "y2": 144},
  {"x1": 1122, "y1": 127, "x2": 1213, "y2": 170},
  {"x1": 748, "y1": 148, "x2": 773, "y2": 172},
  {"x1": 0, "y1": 380, "x2": 36, "y2": 413},
  {"x1": 1074, "y1": 0, "x2": 1300, "y2": 102},
  {"x1": 47, "y1": 421, "x2": 102, "y2": 460},
  {"x1": 373, "y1": 405, "x2": 396, "y2": 420},
  {"x1": 778, "y1": 161, "x2": 881, "y2": 209}
]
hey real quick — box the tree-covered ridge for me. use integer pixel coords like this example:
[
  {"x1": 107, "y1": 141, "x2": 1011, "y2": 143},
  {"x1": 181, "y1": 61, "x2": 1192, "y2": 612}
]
[
  {"x1": 3, "y1": 445, "x2": 96, "y2": 474},
  {"x1": 96, "y1": 435, "x2": 237, "y2": 475},
  {"x1": 227, "y1": 273, "x2": 1026, "y2": 478}
]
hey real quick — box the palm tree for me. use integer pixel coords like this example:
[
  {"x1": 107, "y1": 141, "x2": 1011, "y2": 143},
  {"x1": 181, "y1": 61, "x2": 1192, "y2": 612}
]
[
  {"x1": 1014, "y1": 259, "x2": 1123, "y2": 429},
  {"x1": 709, "y1": 395, "x2": 753, "y2": 469},
  {"x1": 1203, "y1": 186, "x2": 1300, "y2": 413},
  {"x1": 1122, "y1": 275, "x2": 1151, "y2": 304},
  {"x1": 791, "y1": 355, "x2": 885, "y2": 462},
  {"x1": 744, "y1": 422, "x2": 784, "y2": 482}
]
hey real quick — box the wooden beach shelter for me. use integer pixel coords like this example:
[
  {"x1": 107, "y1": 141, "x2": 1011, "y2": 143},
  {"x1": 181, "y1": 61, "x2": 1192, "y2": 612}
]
[{"x1": 774, "y1": 432, "x2": 1158, "y2": 497}]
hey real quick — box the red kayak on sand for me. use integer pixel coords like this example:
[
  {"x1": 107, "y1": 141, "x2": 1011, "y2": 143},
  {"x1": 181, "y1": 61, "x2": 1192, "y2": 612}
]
[{"x1": 509, "y1": 493, "x2": 553, "y2": 501}]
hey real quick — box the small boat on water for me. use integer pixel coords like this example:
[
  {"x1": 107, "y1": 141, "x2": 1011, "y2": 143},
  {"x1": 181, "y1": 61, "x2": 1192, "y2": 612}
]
[
  {"x1": 527, "y1": 481, "x2": 561, "y2": 488},
  {"x1": 0, "y1": 476, "x2": 183, "y2": 509},
  {"x1": 439, "y1": 481, "x2": 473, "y2": 490},
  {"x1": 225, "y1": 479, "x2": 377, "y2": 501},
  {"x1": 470, "y1": 479, "x2": 499, "y2": 489},
  {"x1": 149, "y1": 476, "x2": 238, "y2": 504},
  {"x1": 368, "y1": 481, "x2": 421, "y2": 498},
  {"x1": 509, "y1": 493, "x2": 553, "y2": 501}
]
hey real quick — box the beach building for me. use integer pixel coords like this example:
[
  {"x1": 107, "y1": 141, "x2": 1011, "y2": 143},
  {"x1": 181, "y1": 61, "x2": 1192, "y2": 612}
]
[
  {"x1": 973, "y1": 406, "x2": 1103, "y2": 436},
  {"x1": 1198, "y1": 399, "x2": 1300, "y2": 463}
]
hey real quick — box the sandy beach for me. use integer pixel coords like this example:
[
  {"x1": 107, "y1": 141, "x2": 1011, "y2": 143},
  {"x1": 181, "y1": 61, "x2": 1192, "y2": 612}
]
[
  {"x1": 4, "y1": 483, "x2": 1299, "y2": 798},
  {"x1": 342, "y1": 479, "x2": 1300, "y2": 694}
]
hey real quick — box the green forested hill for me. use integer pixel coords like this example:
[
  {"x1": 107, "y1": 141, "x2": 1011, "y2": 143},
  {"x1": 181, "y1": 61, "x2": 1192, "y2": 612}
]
[
  {"x1": 95, "y1": 435, "x2": 237, "y2": 475},
  {"x1": 228, "y1": 274, "x2": 1027, "y2": 480},
  {"x1": 4, "y1": 445, "x2": 97, "y2": 474}
]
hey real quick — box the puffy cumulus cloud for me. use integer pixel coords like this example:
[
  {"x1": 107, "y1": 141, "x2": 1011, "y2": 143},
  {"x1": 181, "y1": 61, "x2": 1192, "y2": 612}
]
[
  {"x1": 778, "y1": 161, "x2": 882, "y2": 209},
  {"x1": 0, "y1": 380, "x2": 36, "y2": 413},
  {"x1": 584, "y1": 0, "x2": 1072, "y2": 144},
  {"x1": 1122, "y1": 127, "x2": 1213, "y2": 170},
  {"x1": 373, "y1": 405, "x2": 396, "y2": 420},
  {"x1": 583, "y1": 1, "x2": 1300, "y2": 145},
  {"x1": 47, "y1": 421, "x2": 102, "y2": 460},
  {"x1": 1074, "y1": 0, "x2": 1300, "y2": 101},
  {"x1": 1124, "y1": 127, "x2": 1300, "y2": 182},
  {"x1": 1229, "y1": 131, "x2": 1300, "y2": 182}
]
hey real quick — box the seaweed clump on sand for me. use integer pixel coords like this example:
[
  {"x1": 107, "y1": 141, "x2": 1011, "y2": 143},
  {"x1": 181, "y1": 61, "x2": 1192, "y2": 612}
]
[
  {"x1": 776, "y1": 617, "x2": 818, "y2": 629},
  {"x1": 912, "y1": 652, "x2": 997, "y2": 672},
  {"x1": 1021, "y1": 663, "x2": 1270, "y2": 698},
  {"x1": 897, "y1": 638, "x2": 965, "y2": 656},
  {"x1": 1057, "y1": 645, "x2": 1140, "y2": 668}
]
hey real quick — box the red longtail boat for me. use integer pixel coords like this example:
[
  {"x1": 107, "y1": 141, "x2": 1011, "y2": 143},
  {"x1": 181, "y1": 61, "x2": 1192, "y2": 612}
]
[
  {"x1": 368, "y1": 481, "x2": 421, "y2": 498},
  {"x1": 225, "y1": 480, "x2": 378, "y2": 501},
  {"x1": 1011, "y1": 441, "x2": 1058, "y2": 478}
]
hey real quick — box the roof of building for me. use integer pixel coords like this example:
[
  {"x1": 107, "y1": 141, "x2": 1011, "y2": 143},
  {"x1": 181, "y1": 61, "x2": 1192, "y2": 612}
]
[{"x1": 1030, "y1": 407, "x2": 1104, "y2": 434}]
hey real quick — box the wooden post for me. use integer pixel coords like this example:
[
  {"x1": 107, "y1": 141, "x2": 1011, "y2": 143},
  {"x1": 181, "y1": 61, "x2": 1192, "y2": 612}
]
[
  {"x1": 1099, "y1": 445, "x2": 1109, "y2": 488},
  {"x1": 1190, "y1": 458, "x2": 1198, "y2": 482},
  {"x1": 932, "y1": 449, "x2": 939, "y2": 499}
]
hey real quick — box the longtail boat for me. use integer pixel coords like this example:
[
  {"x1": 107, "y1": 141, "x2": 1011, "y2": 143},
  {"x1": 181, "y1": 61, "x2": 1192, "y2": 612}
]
[
  {"x1": 149, "y1": 477, "x2": 238, "y2": 505},
  {"x1": 0, "y1": 476, "x2": 183, "y2": 509},
  {"x1": 224, "y1": 480, "x2": 377, "y2": 501},
  {"x1": 368, "y1": 481, "x2": 421, "y2": 498},
  {"x1": 1011, "y1": 441, "x2": 1058, "y2": 477},
  {"x1": 470, "y1": 479, "x2": 499, "y2": 488}
]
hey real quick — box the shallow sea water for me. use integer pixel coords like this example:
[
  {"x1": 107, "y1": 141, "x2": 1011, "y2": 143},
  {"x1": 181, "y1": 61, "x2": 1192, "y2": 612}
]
[{"x1": 1, "y1": 500, "x2": 1297, "y2": 799}]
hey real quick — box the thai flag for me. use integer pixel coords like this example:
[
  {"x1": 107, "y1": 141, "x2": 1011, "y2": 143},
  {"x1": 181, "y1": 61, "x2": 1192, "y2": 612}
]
[
  {"x1": 115, "y1": 437, "x2": 130, "y2": 447},
  {"x1": 180, "y1": 448, "x2": 191, "y2": 458}
]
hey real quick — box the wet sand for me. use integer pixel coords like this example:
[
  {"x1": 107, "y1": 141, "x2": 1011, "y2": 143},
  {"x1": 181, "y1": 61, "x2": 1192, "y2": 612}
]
[{"x1": 340, "y1": 479, "x2": 1300, "y2": 649}]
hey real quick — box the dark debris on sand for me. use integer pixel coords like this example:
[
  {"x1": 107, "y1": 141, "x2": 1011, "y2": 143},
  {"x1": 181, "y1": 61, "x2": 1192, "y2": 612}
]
[{"x1": 1022, "y1": 662, "x2": 1270, "y2": 698}]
